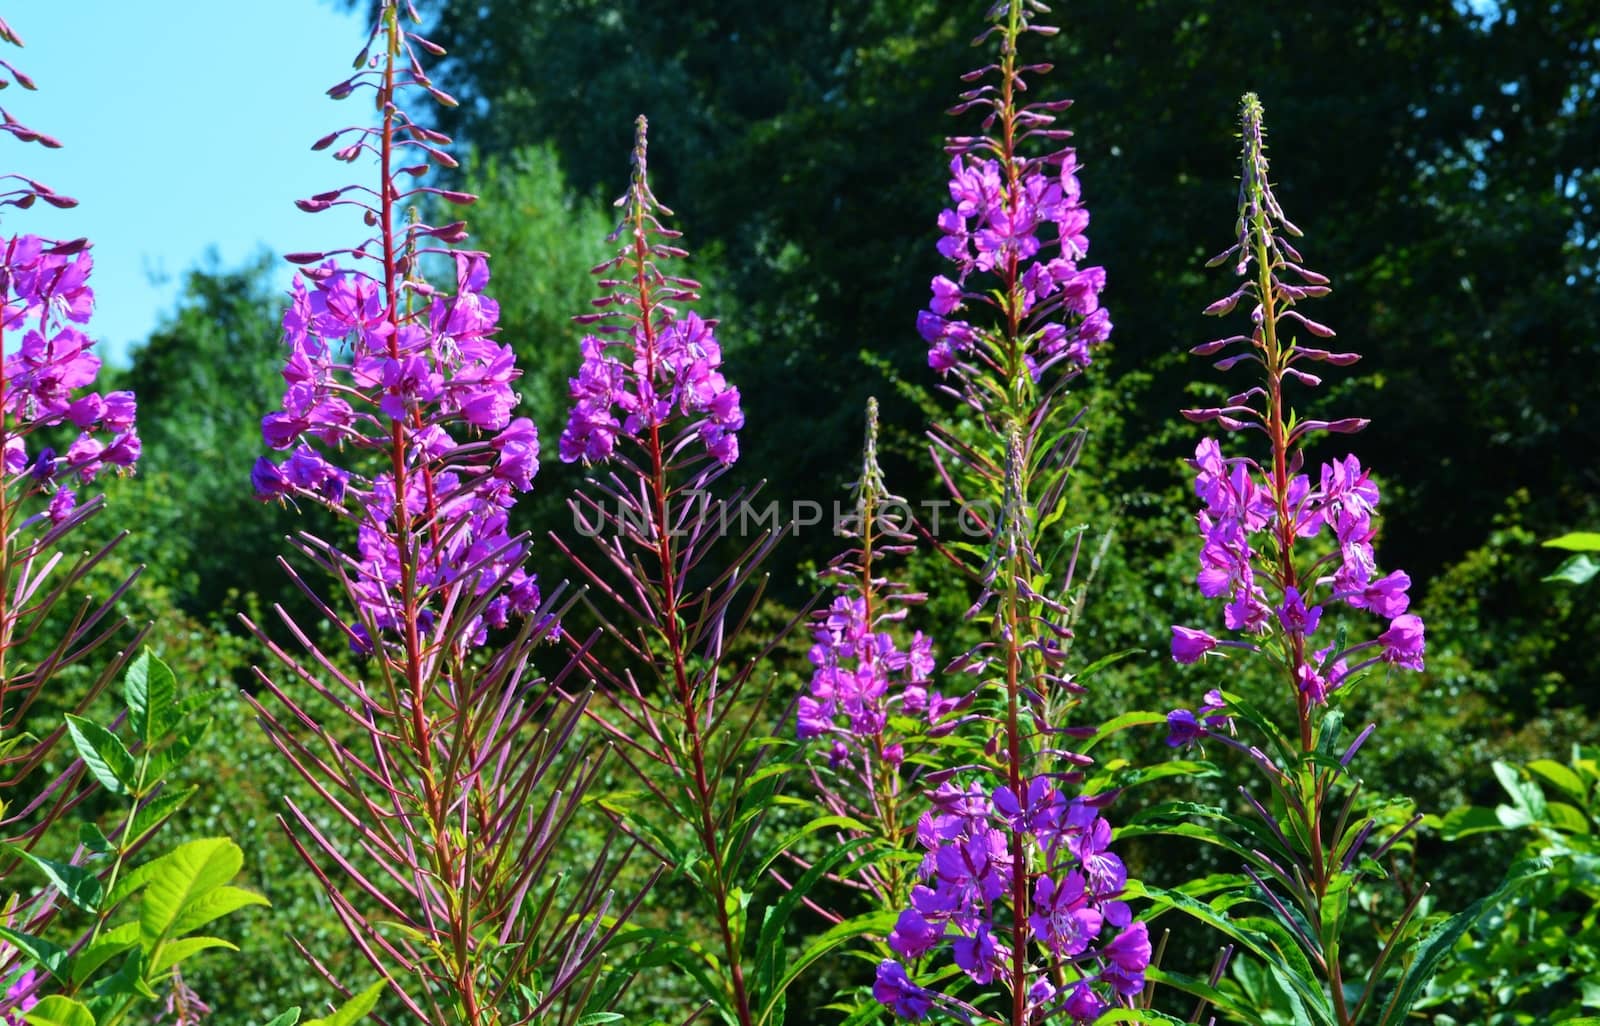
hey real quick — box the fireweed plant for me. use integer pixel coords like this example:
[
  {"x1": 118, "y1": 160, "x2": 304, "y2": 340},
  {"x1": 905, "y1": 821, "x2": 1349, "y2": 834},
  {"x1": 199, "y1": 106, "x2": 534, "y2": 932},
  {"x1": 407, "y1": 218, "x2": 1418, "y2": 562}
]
[
  {"x1": 246, "y1": 4, "x2": 646, "y2": 1023},
  {"x1": 0, "y1": 19, "x2": 276, "y2": 1026},
  {"x1": 796, "y1": 397, "x2": 949, "y2": 918},
  {"x1": 550, "y1": 116, "x2": 835, "y2": 1026},
  {"x1": 0, "y1": 14, "x2": 140, "y2": 1011},
  {"x1": 834, "y1": 2, "x2": 1150, "y2": 1022},
  {"x1": 1133, "y1": 94, "x2": 1544, "y2": 1026}
]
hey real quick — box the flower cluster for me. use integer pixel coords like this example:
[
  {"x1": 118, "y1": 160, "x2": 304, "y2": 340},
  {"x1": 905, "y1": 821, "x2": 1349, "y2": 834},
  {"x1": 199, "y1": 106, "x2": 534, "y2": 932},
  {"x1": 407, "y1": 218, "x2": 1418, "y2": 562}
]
[
  {"x1": 878, "y1": 779, "x2": 1150, "y2": 1021},
  {"x1": 918, "y1": 151, "x2": 1111, "y2": 381},
  {"x1": 797, "y1": 593, "x2": 948, "y2": 765},
  {"x1": 1167, "y1": 92, "x2": 1423, "y2": 737},
  {"x1": 560, "y1": 310, "x2": 742, "y2": 466},
  {"x1": 251, "y1": 0, "x2": 544, "y2": 651},
  {"x1": 253, "y1": 253, "x2": 541, "y2": 648},
  {"x1": 1169, "y1": 440, "x2": 1423, "y2": 702},
  {"x1": 2, "y1": 235, "x2": 139, "y2": 520},
  {"x1": 2, "y1": 970, "x2": 36, "y2": 1026}
]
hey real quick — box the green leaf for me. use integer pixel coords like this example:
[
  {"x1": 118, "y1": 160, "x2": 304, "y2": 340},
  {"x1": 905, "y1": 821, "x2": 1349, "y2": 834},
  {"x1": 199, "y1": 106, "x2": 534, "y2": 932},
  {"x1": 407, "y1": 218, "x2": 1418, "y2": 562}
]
[
  {"x1": 23, "y1": 995, "x2": 95, "y2": 1026},
  {"x1": 1544, "y1": 554, "x2": 1600, "y2": 586},
  {"x1": 148, "y1": 935, "x2": 238, "y2": 973},
  {"x1": 126, "y1": 785, "x2": 198, "y2": 849},
  {"x1": 1543, "y1": 532, "x2": 1600, "y2": 551},
  {"x1": 70, "y1": 923, "x2": 139, "y2": 985},
  {"x1": 1074, "y1": 647, "x2": 1142, "y2": 679},
  {"x1": 753, "y1": 838, "x2": 872, "y2": 1020},
  {"x1": 1528, "y1": 759, "x2": 1588, "y2": 801},
  {"x1": 1141, "y1": 887, "x2": 1334, "y2": 1025},
  {"x1": 760, "y1": 910, "x2": 895, "y2": 1026},
  {"x1": 139, "y1": 837, "x2": 244, "y2": 946},
  {"x1": 302, "y1": 980, "x2": 386, "y2": 1026},
  {"x1": 123, "y1": 649, "x2": 177, "y2": 745},
  {"x1": 1, "y1": 843, "x2": 103, "y2": 913},
  {"x1": 64, "y1": 715, "x2": 135, "y2": 795},
  {"x1": 1374, "y1": 857, "x2": 1550, "y2": 1026},
  {"x1": 1090, "y1": 1010, "x2": 1188, "y2": 1024},
  {"x1": 573, "y1": 1015, "x2": 626, "y2": 1026},
  {"x1": 147, "y1": 718, "x2": 213, "y2": 787},
  {"x1": 1494, "y1": 761, "x2": 1548, "y2": 822},
  {"x1": 258, "y1": 1011, "x2": 301, "y2": 1026},
  {"x1": 1319, "y1": 870, "x2": 1354, "y2": 954},
  {"x1": 170, "y1": 884, "x2": 269, "y2": 936},
  {"x1": 1079, "y1": 710, "x2": 1168, "y2": 754},
  {"x1": 1546, "y1": 801, "x2": 1592, "y2": 835},
  {"x1": 1315, "y1": 708, "x2": 1346, "y2": 762},
  {"x1": 1439, "y1": 805, "x2": 1509, "y2": 840},
  {"x1": 0, "y1": 924, "x2": 71, "y2": 980},
  {"x1": 79, "y1": 823, "x2": 113, "y2": 855},
  {"x1": 93, "y1": 948, "x2": 158, "y2": 1001},
  {"x1": 1144, "y1": 966, "x2": 1268, "y2": 1026}
]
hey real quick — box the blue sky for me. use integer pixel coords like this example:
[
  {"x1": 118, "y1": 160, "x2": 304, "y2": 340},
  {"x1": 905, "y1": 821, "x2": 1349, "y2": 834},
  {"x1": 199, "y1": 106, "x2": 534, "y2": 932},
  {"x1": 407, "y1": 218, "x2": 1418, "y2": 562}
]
[{"x1": 5, "y1": 0, "x2": 371, "y2": 363}]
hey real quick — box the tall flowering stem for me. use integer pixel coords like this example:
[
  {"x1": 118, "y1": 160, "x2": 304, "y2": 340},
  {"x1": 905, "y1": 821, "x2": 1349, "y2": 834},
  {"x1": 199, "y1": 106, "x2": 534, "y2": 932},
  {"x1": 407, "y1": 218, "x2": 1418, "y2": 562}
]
[
  {"x1": 554, "y1": 117, "x2": 825, "y2": 1026},
  {"x1": 245, "y1": 5, "x2": 643, "y2": 1023},
  {"x1": 0, "y1": 15, "x2": 146, "y2": 1010},
  {"x1": 796, "y1": 399, "x2": 954, "y2": 915},
  {"x1": 1141, "y1": 94, "x2": 1502, "y2": 1026},
  {"x1": 871, "y1": 3, "x2": 1149, "y2": 1022}
]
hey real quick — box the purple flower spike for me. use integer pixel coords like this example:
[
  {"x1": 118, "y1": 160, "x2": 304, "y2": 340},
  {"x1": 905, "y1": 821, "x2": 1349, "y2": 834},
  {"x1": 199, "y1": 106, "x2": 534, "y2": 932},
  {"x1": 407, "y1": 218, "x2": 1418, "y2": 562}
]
[
  {"x1": 1173, "y1": 92, "x2": 1425, "y2": 737},
  {"x1": 3, "y1": 236, "x2": 139, "y2": 500}
]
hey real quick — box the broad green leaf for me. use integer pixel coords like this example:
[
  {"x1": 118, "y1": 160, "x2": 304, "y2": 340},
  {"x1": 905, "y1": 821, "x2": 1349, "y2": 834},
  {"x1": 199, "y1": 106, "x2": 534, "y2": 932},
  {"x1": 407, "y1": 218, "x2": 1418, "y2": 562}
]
[
  {"x1": 1315, "y1": 708, "x2": 1346, "y2": 762},
  {"x1": 92, "y1": 947, "x2": 157, "y2": 1001},
  {"x1": 1237, "y1": 912, "x2": 1329, "y2": 1017},
  {"x1": 1438, "y1": 805, "x2": 1507, "y2": 840},
  {"x1": 1319, "y1": 870, "x2": 1354, "y2": 953},
  {"x1": 148, "y1": 935, "x2": 237, "y2": 973},
  {"x1": 123, "y1": 649, "x2": 177, "y2": 745},
  {"x1": 1544, "y1": 554, "x2": 1600, "y2": 586},
  {"x1": 1493, "y1": 761, "x2": 1547, "y2": 822},
  {"x1": 64, "y1": 715, "x2": 135, "y2": 795},
  {"x1": 1374, "y1": 857, "x2": 1550, "y2": 1026},
  {"x1": 0, "y1": 924, "x2": 71, "y2": 980},
  {"x1": 79, "y1": 823, "x2": 113, "y2": 855},
  {"x1": 1091, "y1": 1010, "x2": 1187, "y2": 1024},
  {"x1": 70, "y1": 922, "x2": 139, "y2": 985},
  {"x1": 1528, "y1": 759, "x2": 1588, "y2": 801},
  {"x1": 23, "y1": 996, "x2": 95, "y2": 1026},
  {"x1": 302, "y1": 980, "x2": 387, "y2": 1026},
  {"x1": 148, "y1": 718, "x2": 213, "y2": 782},
  {"x1": 139, "y1": 838, "x2": 244, "y2": 946},
  {"x1": 573, "y1": 1016, "x2": 625, "y2": 1026},
  {"x1": 1543, "y1": 532, "x2": 1600, "y2": 551},
  {"x1": 170, "y1": 884, "x2": 269, "y2": 936},
  {"x1": 1546, "y1": 801, "x2": 1592, "y2": 835},
  {"x1": 126, "y1": 785, "x2": 199, "y2": 848},
  {"x1": 1, "y1": 843, "x2": 103, "y2": 912},
  {"x1": 258, "y1": 1011, "x2": 301, "y2": 1026}
]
